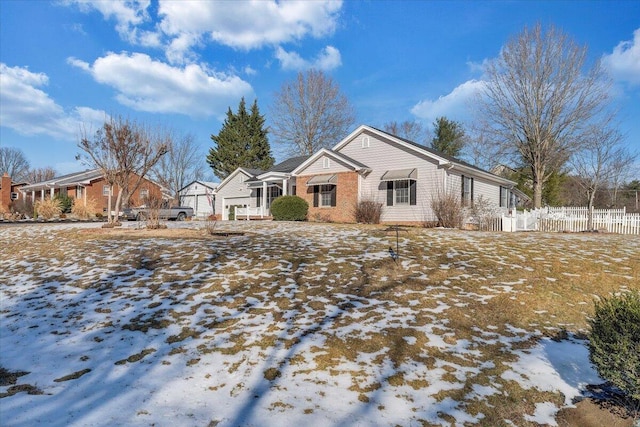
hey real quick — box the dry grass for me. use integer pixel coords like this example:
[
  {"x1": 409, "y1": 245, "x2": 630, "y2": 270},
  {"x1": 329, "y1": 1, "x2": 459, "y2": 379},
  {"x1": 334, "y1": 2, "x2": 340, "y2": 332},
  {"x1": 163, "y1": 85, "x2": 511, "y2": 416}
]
[{"x1": 2, "y1": 222, "x2": 638, "y2": 425}]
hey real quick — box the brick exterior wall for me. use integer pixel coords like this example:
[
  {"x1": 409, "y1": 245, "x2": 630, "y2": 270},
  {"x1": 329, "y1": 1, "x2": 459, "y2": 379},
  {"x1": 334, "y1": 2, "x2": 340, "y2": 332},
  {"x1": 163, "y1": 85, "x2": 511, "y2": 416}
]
[
  {"x1": 23, "y1": 175, "x2": 162, "y2": 215},
  {"x1": 297, "y1": 171, "x2": 359, "y2": 223},
  {"x1": 1, "y1": 173, "x2": 11, "y2": 212}
]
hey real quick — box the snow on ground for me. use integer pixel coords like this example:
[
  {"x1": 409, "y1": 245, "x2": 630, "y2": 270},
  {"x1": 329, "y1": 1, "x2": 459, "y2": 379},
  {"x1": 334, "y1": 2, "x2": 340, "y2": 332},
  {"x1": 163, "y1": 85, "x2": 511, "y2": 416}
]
[{"x1": 0, "y1": 221, "x2": 627, "y2": 426}]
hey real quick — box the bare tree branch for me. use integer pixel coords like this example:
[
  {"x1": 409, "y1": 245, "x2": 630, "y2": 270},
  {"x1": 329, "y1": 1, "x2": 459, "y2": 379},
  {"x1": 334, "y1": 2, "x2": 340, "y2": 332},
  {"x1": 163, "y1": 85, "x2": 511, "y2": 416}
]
[
  {"x1": 271, "y1": 70, "x2": 356, "y2": 156},
  {"x1": 0, "y1": 147, "x2": 30, "y2": 181},
  {"x1": 151, "y1": 133, "x2": 205, "y2": 204},
  {"x1": 383, "y1": 120, "x2": 430, "y2": 145},
  {"x1": 570, "y1": 123, "x2": 637, "y2": 227},
  {"x1": 476, "y1": 24, "x2": 613, "y2": 207},
  {"x1": 78, "y1": 116, "x2": 168, "y2": 223}
]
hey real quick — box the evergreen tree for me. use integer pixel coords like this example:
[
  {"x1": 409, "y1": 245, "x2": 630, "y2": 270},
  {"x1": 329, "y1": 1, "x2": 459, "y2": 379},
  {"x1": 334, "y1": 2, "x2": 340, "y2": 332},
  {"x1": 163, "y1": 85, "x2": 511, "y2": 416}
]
[
  {"x1": 247, "y1": 99, "x2": 274, "y2": 171},
  {"x1": 431, "y1": 117, "x2": 466, "y2": 157},
  {"x1": 207, "y1": 98, "x2": 274, "y2": 180}
]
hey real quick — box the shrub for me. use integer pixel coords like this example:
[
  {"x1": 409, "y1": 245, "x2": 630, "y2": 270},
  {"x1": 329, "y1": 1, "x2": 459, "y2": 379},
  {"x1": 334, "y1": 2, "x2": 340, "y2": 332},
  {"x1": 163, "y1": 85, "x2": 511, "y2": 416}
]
[
  {"x1": 71, "y1": 198, "x2": 97, "y2": 220},
  {"x1": 589, "y1": 291, "x2": 640, "y2": 402},
  {"x1": 354, "y1": 199, "x2": 383, "y2": 224},
  {"x1": 54, "y1": 193, "x2": 74, "y2": 213},
  {"x1": 430, "y1": 191, "x2": 464, "y2": 228},
  {"x1": 270, "y1": 195, "x2": 308, "y2": 221},
  {"x1": 144, "y1": 193, "x2": 167, "y2": 229},
  {"x1": 10, "y1": 198, "x2": 31, "y2": 216},
  {"x1": 469, "y1": 195, "x2": 501, "y2": 231},
  {"x1": 35, "y1": 198, "x2": 62, "y2": 219}
]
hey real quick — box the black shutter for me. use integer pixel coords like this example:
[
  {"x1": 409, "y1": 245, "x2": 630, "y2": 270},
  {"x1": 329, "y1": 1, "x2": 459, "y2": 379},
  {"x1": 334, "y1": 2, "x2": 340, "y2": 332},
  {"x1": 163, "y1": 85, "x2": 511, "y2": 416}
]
[
  {"x1": 313, "y1": 185, "x2": 319, "y2": 207},
  {"x1": 330, "y1": 185, "x2": 337, "y2": 207},
  {"x1": 386, "y1": 181, "x2": 394, "y2": 206},
  {"x1": 410, "y1": 180, "x2": 417, "y2": 205},
  {"x1": 471, "y1": 178, "x2": 474, "y2": 204},
  {"x1": 461, "y1": 175, "x2": 465, "y2": 202},
  {"x1": 256, "y1": 188, "x2": 262, "y2": 207}
]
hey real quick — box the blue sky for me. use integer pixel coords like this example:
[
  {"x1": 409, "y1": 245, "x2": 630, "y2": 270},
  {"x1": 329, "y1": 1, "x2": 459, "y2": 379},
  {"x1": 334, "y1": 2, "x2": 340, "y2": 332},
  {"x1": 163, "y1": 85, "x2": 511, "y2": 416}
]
[{"x1": 1, "y1": 0, "x2": 639, "y2": 181}]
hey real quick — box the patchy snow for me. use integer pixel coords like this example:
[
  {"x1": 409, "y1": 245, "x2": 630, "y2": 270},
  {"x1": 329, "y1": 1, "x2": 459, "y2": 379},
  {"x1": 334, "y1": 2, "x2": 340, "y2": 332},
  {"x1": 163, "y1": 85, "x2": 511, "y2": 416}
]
[{"x1": 0, "y1": 221, "x2": 624, "y2": 427}]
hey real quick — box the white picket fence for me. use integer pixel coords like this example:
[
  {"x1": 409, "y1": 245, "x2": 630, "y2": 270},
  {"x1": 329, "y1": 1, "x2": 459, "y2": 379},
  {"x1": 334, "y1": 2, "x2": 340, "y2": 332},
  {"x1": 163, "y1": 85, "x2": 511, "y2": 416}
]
[{"x1": 500, "y1": 206, "x2": 640, "y2": 235}]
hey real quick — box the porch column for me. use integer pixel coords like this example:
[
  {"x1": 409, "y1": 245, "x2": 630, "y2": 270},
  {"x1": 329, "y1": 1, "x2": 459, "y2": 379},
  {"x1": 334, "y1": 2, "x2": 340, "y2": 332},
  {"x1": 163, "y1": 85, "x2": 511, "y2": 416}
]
[
  {"x1": 282, "y1": 178, "x2": 287, "y2": 196},
  {"x1": 49, "y1": 187, "x2": 54, "y2": 200},
  {"x1": 31, "y1": 190, "x2": 35, "y2": 203},
  {"x1": 262, "y1": 181, "x2": 267, "y2": 218}
]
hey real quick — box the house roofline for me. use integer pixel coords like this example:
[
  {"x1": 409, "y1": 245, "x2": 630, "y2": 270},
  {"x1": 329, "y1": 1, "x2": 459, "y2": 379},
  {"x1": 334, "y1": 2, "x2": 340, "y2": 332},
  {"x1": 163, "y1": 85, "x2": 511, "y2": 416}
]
[
  {"x1": 333, "y1": 125, "x2": 515, "y2": 186},
  {"x1": 291, "y1": 148, "x2": 371, "y2": 176},
  {"x1": 178, "y1": 180, "x2": 219, "y2": 193}
]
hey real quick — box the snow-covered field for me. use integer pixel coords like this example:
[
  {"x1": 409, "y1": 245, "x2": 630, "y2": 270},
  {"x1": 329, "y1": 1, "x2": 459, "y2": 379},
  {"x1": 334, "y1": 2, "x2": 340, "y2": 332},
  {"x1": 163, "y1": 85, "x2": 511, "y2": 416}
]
[{"x1": 1, "y1": 221, "x2": 637, "y2": 426}]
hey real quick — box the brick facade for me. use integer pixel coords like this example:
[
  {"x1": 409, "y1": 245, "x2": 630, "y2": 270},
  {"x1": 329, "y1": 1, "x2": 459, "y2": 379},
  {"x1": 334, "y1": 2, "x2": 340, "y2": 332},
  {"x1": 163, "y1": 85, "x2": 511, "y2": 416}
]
[
  {"x1": 23, "y1": 174, "x2": 163, "y2": 215},
  {"x1": 0, "y1": 173, "x2": 26, "y2": 213},
  {"x1": 1, "y1": 173, "x2": 11, "y2": 212},
  {"x1": 297, "y1": 171, "x2": 359, "y2": 223}
]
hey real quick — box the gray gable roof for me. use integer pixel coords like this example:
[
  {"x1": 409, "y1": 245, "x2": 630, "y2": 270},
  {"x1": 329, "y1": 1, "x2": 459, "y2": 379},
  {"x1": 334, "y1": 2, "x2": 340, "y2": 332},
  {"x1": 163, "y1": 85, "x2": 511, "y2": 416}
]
[{"x1": 270, "y1": 155, "x2": 310, "y2": 173}]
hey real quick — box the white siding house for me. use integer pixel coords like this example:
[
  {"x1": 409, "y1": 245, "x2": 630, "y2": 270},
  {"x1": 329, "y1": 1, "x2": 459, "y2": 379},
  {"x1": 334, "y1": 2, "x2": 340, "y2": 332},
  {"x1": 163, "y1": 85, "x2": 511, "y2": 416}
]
[
  {"x1": 178, "y1": 181, "x2": 218, "y2": 219},
  {"x1": 215, "y1": 125, "x2": 520, "y2": 224}
]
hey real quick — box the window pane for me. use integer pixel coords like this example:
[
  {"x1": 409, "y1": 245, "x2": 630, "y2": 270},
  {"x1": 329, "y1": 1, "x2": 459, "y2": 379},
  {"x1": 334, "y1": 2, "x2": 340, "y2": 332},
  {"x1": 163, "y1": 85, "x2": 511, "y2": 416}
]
[
  {"x1": 320, "y1": 185, "x2": 332, "y2": 207},
  {"x1": 395, "y1": 180, "x2": 409, "y2": 204}
]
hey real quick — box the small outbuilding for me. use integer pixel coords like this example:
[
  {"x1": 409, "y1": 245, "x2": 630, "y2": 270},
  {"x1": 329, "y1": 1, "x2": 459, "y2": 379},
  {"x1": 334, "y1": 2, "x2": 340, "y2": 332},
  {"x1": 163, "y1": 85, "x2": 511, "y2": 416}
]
[{"x1": 179, "y1": 180, "x2": 218, "y2": 219}]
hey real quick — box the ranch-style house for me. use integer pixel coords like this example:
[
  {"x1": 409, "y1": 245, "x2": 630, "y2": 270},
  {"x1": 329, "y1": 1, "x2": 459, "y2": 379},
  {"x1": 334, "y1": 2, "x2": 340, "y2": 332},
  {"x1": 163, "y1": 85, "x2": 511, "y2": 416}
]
[{"x1": 214, "y1": 125, "x2": 522, "y2": 224}]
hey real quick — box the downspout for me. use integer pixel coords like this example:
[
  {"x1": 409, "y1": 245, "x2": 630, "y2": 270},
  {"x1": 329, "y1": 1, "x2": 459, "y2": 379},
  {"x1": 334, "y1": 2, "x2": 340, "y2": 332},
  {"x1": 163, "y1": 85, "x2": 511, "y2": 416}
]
[{"x1": 262, "y1": 181, "x2": 267, "y2": 218}]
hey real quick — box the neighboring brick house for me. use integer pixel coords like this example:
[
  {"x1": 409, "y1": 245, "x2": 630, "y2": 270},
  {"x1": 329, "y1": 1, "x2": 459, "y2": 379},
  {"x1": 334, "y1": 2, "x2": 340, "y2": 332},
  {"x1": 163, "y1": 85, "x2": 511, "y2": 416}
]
[
  {"x1": 19, "y1": 169, "x2": 165, "y2": 215},
  {"x1": 0, "y1": 173, "x2": 28, "y2": 213},
  {"x1": 215, "y1": 125, "x2": 520, "y2": 224}
]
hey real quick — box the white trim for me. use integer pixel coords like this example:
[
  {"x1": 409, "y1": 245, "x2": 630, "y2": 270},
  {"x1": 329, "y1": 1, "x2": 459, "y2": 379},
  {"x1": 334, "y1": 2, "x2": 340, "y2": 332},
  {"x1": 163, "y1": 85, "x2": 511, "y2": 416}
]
[
  {"x1": 292, "y1": 148, "x2": 370, "y2": 176},
  {"x1": 334, "y1": 125, "x2": 515, "y2": 187}
]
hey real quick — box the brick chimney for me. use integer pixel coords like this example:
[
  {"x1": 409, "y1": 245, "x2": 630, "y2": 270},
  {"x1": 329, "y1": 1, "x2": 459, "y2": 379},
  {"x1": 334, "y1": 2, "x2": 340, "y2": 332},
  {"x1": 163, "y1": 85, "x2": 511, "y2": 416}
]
[{"x1": 1, "y1": 172, "x2": 12, "y2": 212}]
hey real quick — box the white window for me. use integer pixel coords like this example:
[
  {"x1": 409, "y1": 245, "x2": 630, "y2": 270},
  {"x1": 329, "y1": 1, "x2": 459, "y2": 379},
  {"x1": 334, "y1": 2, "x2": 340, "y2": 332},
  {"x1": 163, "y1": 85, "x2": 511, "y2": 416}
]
[
  {"x1": 76, "y1": 186, "x2": 83, "y2": 199},
  {"x1": 395, "y1": 180, "x2": 409, "y2": 205},
  {"x1": 320, "y1": 184, "x2": 333, "y2": 207},
  {"x1": 500, "y1": 186, "x2": 509, "y2": 208},
  {"x1": 322, "y1": 157, "x2": 331, "y2": 169},
  {"x1": 462, "y1": 176, "x2": 473, "y2": 206},
  {"x1": 140, "y1": 188, "x2": 149, "y2": 200},
  {"x1": 102, "y1": 185, "x2": 111, "y2": 196},
  {"x1": 362, "y1": 136, "x2": 370, "y2": 148}
]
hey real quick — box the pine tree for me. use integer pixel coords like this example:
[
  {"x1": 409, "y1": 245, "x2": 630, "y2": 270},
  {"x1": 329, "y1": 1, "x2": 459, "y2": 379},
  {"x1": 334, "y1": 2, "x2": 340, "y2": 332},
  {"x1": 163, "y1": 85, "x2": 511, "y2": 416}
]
[
  {"x1": 207, "y1": 98, "x2": 275, "y2": 180},
  {"x1": 431, "y1": 117, "x2": 466, "y2": 157},
  {"x1": 247, "y1": 99, "x2": 274, "y2": 171}
]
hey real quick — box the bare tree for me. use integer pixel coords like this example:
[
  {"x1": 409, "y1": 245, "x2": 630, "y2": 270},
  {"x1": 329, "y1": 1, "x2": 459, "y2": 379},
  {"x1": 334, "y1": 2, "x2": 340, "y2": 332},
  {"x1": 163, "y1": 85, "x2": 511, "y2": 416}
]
[
  {"x1": 271, "y1": 69, "x2": 356, "y2": 156},
  {"x1": 24, "y1": 167, "x2": 57, "y2": 184},
  {"x1": 78, "y1": 116, "x2": 168, "y2": 224},
  {"x1": 477, "y1": 24, "x2": 613, "y2": 208},
  {"x1": 0, "y1": 147, "x2": 30, "y2": 181},
  {"x1": 151, "y1": 133, "x2": 205, "y2": 204},
  {"x1": 465, "y1": 127, "x2": 505, "y2": 171},
  {"x1": 383, "y1": 120, "x2": 430, "y2": 145},
  {"x1": 570, "y1": 124, "x2": 637, "y2": 229}
]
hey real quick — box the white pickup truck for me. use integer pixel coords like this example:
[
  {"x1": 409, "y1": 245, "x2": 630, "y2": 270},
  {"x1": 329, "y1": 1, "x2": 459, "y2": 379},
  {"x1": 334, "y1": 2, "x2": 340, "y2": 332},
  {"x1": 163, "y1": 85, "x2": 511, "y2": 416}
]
[{"x1": 122, "y1": 204, "x2": 194, "y2": 221}]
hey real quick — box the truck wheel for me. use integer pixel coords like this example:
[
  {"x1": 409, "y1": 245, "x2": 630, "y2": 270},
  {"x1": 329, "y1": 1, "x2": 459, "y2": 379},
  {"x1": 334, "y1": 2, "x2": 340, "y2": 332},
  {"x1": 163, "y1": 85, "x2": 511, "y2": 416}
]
[{"x1": 176, "y1": 212, "x2": 186, "y2": 221}]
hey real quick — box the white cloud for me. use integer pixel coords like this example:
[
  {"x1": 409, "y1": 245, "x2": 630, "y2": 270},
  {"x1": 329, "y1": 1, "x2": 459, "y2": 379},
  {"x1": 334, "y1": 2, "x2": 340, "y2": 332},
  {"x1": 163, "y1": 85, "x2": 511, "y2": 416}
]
[
  {"x1": 158, "y1": 1, "x2": 342, "y2": 54},
  {"x1": 275, "y1": 45, "x2": 341, "y2": 71},
  {"x1": 0, "y1": 63, "x2": 105, "y2": 140},
  {"x1": 602, "y1": 28, "x2": 640, "y2": 87},
  {"x1": 411, "y1": 80, "x2": 486, "y2": 126},
  {"x1": 68, "y1": 52, "x2": 253, "y2": 118},
  {"x1": 63, "y1": 0, "x2": 152, "y2": 44},
  {"x1": 65, "y1": 1, "x2": 343, "y2": 64}
]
